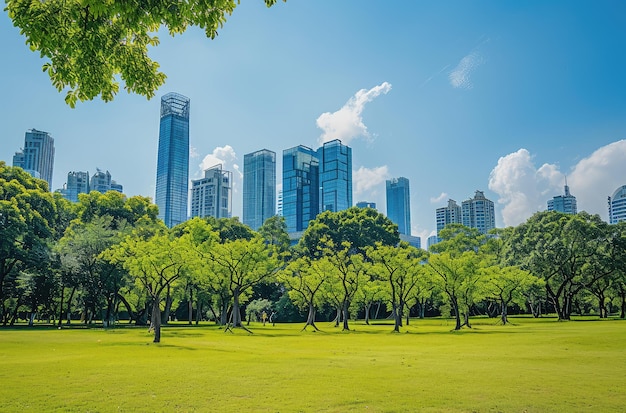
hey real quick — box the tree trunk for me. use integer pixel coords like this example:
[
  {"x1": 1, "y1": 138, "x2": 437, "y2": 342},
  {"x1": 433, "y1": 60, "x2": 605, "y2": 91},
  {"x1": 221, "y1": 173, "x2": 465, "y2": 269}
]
[
  {"x1": 392, "y1": 303, "x2": 401, "y2": 333},
  {"x1": 341, "y1": 300, "x2": 350, "y2": 331},
  {"x1": 151, "y1": 295, "x2": 161, "y2": 343},
  {"x1": 188, "y1": 288, "x2": 194, "y2": 325},
  {"x1": 232, "y1": 288, "x2": 242, "y2": 327},
  {"x1": 364, "y1": 304, "x2": 371, "y2": 325},
  {"x1": 620, "y1": 288, "x2": 626, "y2": 319},
  {"x1": 598, "y1": 294, "x2": 606, "y2": 318},
  {"x1": 501, "y1": 300, "x2": 508, "y2": 324},
  {"x1": 162, "y1": 285, "x2": 173, "y2": 324},
  {"x1": 302, "y1": 302, "x2": 319, "y2": 331},
  {"x1": 451, "y1": 296, "x2": 461, "y2": 331},
  {"x1": 374, "y1": 301, "x2": 381, "y2": 320}
]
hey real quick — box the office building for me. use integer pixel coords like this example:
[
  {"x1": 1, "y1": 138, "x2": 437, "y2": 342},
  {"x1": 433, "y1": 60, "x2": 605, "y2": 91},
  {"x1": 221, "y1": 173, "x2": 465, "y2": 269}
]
[
  {"x1": 282, "y1": 145, "x2": 319, "y2": 233},
  {"x1": 547, "y1": 181, "x2": 577, "y2": 214},
  {"x1": 243, "y1": 149, "x2": 276, "y2": 230},
  {"x1": 155, "y1": 92, "x2": 190, "y2": 228},
  {"x1": 436, "y1": 199, "x2": 462, "y2": 236},
  {"x1": 609, "y1": 185, "x2": 626, "y2": 224},
  {"x1": 427, "y1": 235, "x2": 440, "y2": 250},
  {"x1": 12, "y1": 129, "x2": 55, "y2": 190},
  {"x1": 89, "y1": 169, "x2": 123, "y2": 194},
  {"x1": 462, "y1": 190, "x2": 496, "y2": 234},
  {"x1": 190, "y1": 164, "x2": 232, "y2": 219},
  {"x1": 356, "y1": 201, "x2": 377, "y2": 209},
  {"x1": 386, "y1": 177, "x2": 411, "y2": 235},
  {"x1": 59, "y1": 171, "x2": 90, "y2": 202},
  {"x1": 318, "y1": 139, "x2": 352, "y2": 213}
]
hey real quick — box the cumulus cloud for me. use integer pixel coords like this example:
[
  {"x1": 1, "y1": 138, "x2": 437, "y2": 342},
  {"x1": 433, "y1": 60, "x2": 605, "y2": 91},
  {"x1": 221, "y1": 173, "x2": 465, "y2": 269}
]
[
  {"x1": 449, "y1": 52, "x2": 483, "y2": 89},
  {"x1": 488, "y1": 141, "x2": 626, "y2": 226},
  {"x1": 316, "y1": 82, "x2": 392, "y2": 145},
  {"x1": 353, "y1": 165, "x2": 390, "y2": 196},
  {"x1": 430, "y1": 192, "x2": 448, "y2": 204},
  {"x1": 568, "y1": 140, "x2": 626, "y2": 219},
  {"x1": 488, "y1": 149, "x2": 562, "y2": 227}
]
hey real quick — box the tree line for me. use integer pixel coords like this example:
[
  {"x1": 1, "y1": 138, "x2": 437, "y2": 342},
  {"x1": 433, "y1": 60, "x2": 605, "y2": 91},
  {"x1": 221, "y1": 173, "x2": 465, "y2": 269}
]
[{"x1": 2, "y1": 162, "x2": 626, "y2": 342}]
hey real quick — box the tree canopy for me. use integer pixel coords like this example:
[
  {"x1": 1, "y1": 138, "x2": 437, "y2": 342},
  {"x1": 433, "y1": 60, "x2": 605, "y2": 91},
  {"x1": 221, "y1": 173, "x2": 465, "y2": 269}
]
[{"x1": 6, "y1": 0, "x2": 284, "y2": 106}]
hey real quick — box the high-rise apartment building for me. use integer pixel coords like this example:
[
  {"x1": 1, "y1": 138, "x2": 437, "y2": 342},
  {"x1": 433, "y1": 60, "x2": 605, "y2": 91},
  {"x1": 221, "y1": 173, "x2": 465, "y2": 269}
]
[
  {"x1": 190, "y1": 164, "x2": 232, "y2": 219},
  {"x1": 548, "y1": 182, "x2": 577, "y2": 214},
  {"x1": 59, "y1": 171, "x2": 90, "y2": 202},
  {"x1": 282, "y1": 145, "x2": 319, "y2": 233},
  {"x1": 12, "y1": 129, "x2": 55, "y2": 190},
  {"x1": 436, "y1": 199, "x2": 462, "y2": 236},
  {"x1": 90, "y1": 169, "x2": 123, "y2": 194},
  {"x1": 461, "y1": 190, "x2": 496, "y2": 234},
  {"x1": 386, "y1": 177, "x2": 411, "y2": 235},
  {"x1": 155, "y1": 92, "x2": 190, "y2": 228},
  {"x1": 318, "y1": 139, "x2": 352, "y2": 213},
  {"x1": 243, "y1": 149, "x2": 276, "y2": 230},
  {"x1": 608, "y1": 185, "x2": 626, "y2": 224}
]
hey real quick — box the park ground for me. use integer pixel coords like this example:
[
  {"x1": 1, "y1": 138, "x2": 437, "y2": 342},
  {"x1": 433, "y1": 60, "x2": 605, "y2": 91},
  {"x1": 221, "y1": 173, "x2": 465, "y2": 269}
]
[{"x1": 0, "y1": 316, "x2": 624, "y2": 412}]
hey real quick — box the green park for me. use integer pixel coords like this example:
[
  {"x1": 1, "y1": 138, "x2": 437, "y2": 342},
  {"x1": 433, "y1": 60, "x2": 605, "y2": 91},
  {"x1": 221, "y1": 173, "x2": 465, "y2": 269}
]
[{"x1": 3, "y1": 163, "x2": 626, "y2": 412}]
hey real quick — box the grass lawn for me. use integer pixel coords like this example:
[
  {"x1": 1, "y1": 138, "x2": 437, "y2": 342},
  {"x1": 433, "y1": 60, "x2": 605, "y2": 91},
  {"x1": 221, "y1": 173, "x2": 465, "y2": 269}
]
[{"x1": 0, "y1": 316, "x2": 624, "y2": 412}]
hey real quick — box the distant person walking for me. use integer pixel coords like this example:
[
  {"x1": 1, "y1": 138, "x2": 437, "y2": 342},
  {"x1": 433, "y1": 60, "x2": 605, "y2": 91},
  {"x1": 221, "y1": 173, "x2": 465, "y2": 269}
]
[{"x1": 262, "y1": 311, "x2": 267, "y2": 326}]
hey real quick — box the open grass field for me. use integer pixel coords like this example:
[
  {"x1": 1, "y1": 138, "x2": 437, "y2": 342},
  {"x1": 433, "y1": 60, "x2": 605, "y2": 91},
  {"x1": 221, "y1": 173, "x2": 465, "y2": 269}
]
[{"x1": 0, "y1": 317, "x2": 625, "y2": 412}]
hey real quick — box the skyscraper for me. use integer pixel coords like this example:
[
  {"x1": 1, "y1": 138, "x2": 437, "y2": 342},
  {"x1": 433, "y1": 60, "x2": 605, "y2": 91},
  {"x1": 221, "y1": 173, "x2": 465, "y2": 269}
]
[
  {"x1": 356, "y1": 201, "x2": 377, "y2": 209},
  {"x1": 318, "y1": 139, "x2": 352, "y2": 213},
  {"x1": 155, "y1": 92, "x2": 190, "y2": 228},
  {"x1": 12, "y1": 129, "x2": 55, "y2": 190},
  {"x1": 59, "y1": 171, "x2": 90, "y2": 202},
  {"x1": 190, "y1": 164, "x2": 232, "y2": 219},
  {"x1": 282, "y1": 145, "x2": 319, "y2": 233},
  {"x1": 243, "y1": 149, "x2": 276, "y2": 230},
  {"x1": 462, "y1": 190, "x2": 496, "y2": 234},
  {"x1": 436, "y1": 199, "x2": 462, "y2": 236},
  {"x1": 547, "y1": 181, "x2": 577, "y2": 214},
  {"x1": 608, "y1": 185, "x2": 626, "y2": 224},
  {"x1": 386, "y1": 177, "x2": 411, "y2": 235}
]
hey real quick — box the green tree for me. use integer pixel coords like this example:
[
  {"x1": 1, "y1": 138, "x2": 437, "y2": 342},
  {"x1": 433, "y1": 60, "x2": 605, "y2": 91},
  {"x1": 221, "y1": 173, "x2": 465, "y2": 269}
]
[
  {"x1": 367, "y1": 242, "x2": 428, "y2": 332},
  {"x1": 6, "y1": 0, "x2": 284, "y2": 106},
  {"x1": 205, "y1": 236, "x2": 280, "y2": 332},
  {"x1": 504, "y1": 211, "x2": 609, "y2": 320},
  {"x1": 278, "y1": 256, "x2": 331, "y2": 331},
  {"x1": 0, "y1": 163, "x2": 57, "y2": 325},
  {"x1": 104, "y1": 228, "x2": 188, "y2": 342}
]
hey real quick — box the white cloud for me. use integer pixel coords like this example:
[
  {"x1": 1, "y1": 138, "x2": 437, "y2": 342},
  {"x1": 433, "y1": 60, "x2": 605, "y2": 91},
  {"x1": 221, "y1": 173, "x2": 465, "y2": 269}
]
[
  {"x1": 316, "y1": 82, "x2": 392, "y2": 145},
  {"x1": 568, "y1": 140, "x2": 626, "y2": 219},
  {"x1": 430, "y1": 192, "x2": 448, "y2": 204},
  {"x1": 449, "y1": 52, "x2": 483, "y2": 89},
  {"x1": 488, "y1": 141, "x2": 626, "y2": 226},
  {"x1": 353, "y1": 165, "x2": 390, "y2": 197}
]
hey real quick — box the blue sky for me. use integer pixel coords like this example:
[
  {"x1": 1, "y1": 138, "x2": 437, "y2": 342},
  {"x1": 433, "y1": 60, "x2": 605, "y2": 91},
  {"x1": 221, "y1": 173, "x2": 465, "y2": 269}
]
[{"x1": 2, "y1": 1, "x2": 626, "y2": 241}]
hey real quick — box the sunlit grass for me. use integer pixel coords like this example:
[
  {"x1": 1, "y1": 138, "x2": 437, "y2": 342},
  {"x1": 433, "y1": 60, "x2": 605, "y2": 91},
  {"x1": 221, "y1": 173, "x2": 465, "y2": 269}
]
[{"x1": 0, "y1": 317, "x2": 624, "y2": 412}]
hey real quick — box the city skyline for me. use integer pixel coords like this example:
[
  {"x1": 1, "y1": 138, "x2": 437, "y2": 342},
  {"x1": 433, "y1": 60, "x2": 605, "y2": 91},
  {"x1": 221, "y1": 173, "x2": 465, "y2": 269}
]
[{"x1": 2, "y1": 2, "x2": 626, "y2": 239}]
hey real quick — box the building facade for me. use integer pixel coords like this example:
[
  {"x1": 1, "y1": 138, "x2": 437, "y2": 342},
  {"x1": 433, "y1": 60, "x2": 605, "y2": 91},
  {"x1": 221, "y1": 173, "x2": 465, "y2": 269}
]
[
  {"x1": 190, "y1": 164, "x2": 232, "y2": 219},
  {"x1": 90, "y1": 169, "x2": 123, "y2": 194},
  {"x1": 609, "y1": 185, "x2": 626, "y2": 224},
  {"x1": 386, "y1": 177, "x2": 411, "y2": 235},
  {"x1": 13, "y1": 129, "x2": 55, "y2": 190},
  {"x1": 155, "y1": 92, "x2": 190, "y2": 228},
  {"x1": 60, "y1": 171, "x2": 90, "y2": 202},
  {"x1": 436, "y1": 199, "x2": 462, "y2": 236},
  {"x1": 356, "y1": 201, "x2": 377, "y2": 209},
  {"x1": 461, "y1": 190, "x2": 496, "y2": 234},
  {"x1": 318, "y1": 139, "x2": 352, "y2": 213},
  {"x1": 282, "y1": 145, "x2": 319, "y2": 233},
  {"x1": 243, "y1": 149, "x2": 276, "y2": 230},
  {"x1": 547, "y1": 183, "x2": 577, "y2": 214}
]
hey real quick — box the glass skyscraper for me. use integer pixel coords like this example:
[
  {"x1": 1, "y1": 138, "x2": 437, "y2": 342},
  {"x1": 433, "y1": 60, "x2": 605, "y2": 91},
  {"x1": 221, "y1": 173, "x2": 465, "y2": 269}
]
[
  {"x1": 12, "y1": 129, "x2": 55, "y2": 190},
  {"x1": 386, "y1": 177, "x2": 411, "y2": 235},
  {"x1": 282, "y1": 145, "x2": 319, "y2": 233},
  {"x1": 243, "y1": 149, "x2": 276, "y2": 230},
  {"x1": 155, "y1": 92, "x2": 190, "y2": 228},
  {"x1": 318, "y1": 139, "x2": 352, "y2": 213}
]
